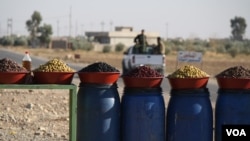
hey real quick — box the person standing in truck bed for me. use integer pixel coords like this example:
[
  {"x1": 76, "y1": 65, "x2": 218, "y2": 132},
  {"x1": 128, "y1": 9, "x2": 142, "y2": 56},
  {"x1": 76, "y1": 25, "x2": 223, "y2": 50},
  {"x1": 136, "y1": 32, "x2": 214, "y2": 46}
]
[
  {"x1": 134, "y1": 29, "x2": 148, "y2": 54},
  {"x1": 154, "y1": 37, "x2": 165, "y2": 54}
]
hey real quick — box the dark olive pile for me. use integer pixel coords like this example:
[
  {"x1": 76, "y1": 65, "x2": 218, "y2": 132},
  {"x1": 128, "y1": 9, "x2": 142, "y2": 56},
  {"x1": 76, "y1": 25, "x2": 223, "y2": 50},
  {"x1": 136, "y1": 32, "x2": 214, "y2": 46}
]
[
  {"x1": 216, "y1": 66, "x2": 250, "y2": 78},
  {"x1": 0, "y1": 58, "x2": 27, "y2": 72},
  {"x1": 123, "y1": 66, "x2": 163, "y2": 77},
  {"x1": 79, "y1": 62, "x2": 119, "y2": 72}
]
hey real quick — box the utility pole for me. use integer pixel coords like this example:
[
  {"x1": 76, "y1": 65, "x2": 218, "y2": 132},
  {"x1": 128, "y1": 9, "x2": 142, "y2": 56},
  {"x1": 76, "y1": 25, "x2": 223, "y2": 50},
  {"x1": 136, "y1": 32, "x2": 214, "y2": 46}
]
[
  {"x1": 0, "y1": 22, "x2": 1, "y2": 37},
  {"x1": 101, "y1": 21, "x2": 105, "y2": 31},
  {"x1": 75, "y1": 20, "x2": 78, "y2": 37},
  {"x1": 110, "y1": 20, "x2": 113, "y2": 31},
  {"x1": 57, "y1": 20, "x2": 60, "y2": 37},
  {"x1": 69, "y1": 6, "x2": 72, "y2": 37},
  {"x1": 165, "y1": 23, "x2": 168, "y2": 41},
  {"x1": 7, "y1": 18, "x2": 13, "y2": 36},
  {"x1": 81, "y1": 24, "x2": 84, "y2": 37}
]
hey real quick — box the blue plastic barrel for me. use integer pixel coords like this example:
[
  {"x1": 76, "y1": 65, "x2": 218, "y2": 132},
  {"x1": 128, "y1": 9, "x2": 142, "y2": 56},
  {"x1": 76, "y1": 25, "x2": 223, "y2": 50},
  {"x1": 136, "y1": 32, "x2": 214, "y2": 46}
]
[
  {"x1": 77, "y1": 83, "x2": 120, "y2": 141},
  {"x1": 121, "y1": 87, "x2": 165, "y2": 141},
  {"x1": 166, "y1": 88, "x2": 213, "y2": 141},
  {"x1": 215, "y1": 89, "x2": 250, "y2": 141}
]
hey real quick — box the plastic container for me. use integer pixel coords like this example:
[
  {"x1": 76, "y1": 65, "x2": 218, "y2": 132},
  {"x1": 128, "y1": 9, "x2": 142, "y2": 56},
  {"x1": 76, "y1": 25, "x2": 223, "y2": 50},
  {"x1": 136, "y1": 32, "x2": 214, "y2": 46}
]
[
  {"x1": 0, "y1": 72, "x2": 28, "y2": 84},
  {"x1": 22, "y1": 51, "x2": 32, "y2": 71},
  {"x1": 166, "y1": 88, "x2": 213, "y2": 141},
  {"x1": 215, "y1": 89, "x2": 250, "y2": 141},
  {"x1": 167, "y1": 77, "x2": 209, "y2": 89},
  {"x1": 33, "y1": 72, "x2": 74, "y2": 84},
  {"x1": 216, "y1": 77, "x2": 250, "y2": 89},
  {"x1": 121, "y1": 87, "x2": 165, "y2": 141},
  {"x1": 77, "y1": 83, "x2": 120, "y2": 141}
]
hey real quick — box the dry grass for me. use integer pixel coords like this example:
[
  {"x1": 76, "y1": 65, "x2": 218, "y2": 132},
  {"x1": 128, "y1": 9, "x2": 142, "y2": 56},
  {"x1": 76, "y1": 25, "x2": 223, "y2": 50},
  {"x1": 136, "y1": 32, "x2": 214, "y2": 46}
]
[{"x1": 3, "y1": 46, "x2": 250, "y2": 76}]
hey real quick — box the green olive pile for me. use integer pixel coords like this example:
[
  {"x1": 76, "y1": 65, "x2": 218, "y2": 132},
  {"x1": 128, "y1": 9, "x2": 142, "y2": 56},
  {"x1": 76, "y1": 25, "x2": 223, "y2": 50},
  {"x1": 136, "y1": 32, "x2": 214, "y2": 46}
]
[
  {"x1": 168, "y1": 65, "x2": 209, "y2": 78},
  {"x1": 33, "y1": 58, "x2": 75, "y2": 72}
]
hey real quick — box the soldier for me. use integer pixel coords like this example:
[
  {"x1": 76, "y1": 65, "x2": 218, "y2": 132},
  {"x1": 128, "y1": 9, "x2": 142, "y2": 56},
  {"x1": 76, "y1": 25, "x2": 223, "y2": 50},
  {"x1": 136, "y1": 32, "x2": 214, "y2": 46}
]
[
  {"x1": 134, "y1": 29, "x2": 148, "y2": 53},
  {"x1": 155, "y1": 37, "x2": 165, "y2": 54}
]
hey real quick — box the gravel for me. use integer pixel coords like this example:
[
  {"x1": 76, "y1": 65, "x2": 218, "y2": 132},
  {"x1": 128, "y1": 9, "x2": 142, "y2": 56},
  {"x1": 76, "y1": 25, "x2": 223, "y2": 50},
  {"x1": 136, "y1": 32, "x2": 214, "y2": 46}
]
[{"x1": 0, "y1": 86, "x2": 73, "y2": 141}]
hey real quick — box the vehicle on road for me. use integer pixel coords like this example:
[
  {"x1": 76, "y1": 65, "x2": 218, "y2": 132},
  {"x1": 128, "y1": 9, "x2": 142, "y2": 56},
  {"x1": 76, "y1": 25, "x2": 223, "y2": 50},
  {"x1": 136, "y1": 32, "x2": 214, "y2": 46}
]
[{"x1": 122, "y1": 45, "x2": 166, "y2": 75}]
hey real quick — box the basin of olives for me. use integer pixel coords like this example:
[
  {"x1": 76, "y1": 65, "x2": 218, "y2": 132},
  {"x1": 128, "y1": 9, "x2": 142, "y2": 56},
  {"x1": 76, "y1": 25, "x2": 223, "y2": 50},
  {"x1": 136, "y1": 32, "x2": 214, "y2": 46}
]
[
  {"x1": 167, "y1": 65, "x2": 210, "y2": 89},
  {"x1": 32, "y1": 58, "x2": 75, "y2": 84}
]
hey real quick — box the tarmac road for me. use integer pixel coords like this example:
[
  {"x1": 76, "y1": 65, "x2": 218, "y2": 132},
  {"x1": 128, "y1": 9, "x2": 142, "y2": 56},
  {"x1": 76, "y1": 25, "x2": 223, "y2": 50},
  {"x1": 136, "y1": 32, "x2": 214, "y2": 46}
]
[{"x1": 0, "y1": 48, "x2": 219, "y2": 107}]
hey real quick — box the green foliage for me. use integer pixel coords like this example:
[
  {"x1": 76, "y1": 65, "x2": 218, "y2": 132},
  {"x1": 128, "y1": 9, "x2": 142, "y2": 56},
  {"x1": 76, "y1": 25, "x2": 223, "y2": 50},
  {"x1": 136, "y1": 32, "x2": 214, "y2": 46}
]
[
  {"x1": 242, "y1": 40, "x2": 250, "y2": 55},
  {"x1": 38, "y1": 24, "x2": 53, "y2": 47},
  {"x1": 176, "y1": 45, "x2": 185, "y2": 51},
  {"x1": 26, "y1": 11, "x2": 42, "y2": 39},
  {"x1": 224, "y1": 41, "x2": 245, "y2": 57},
  {"x1": 102, "y1": 45, "x2": 112, "y2": 53},
  {"x1": 0, "y1": 36, "x2": 14, "y2": 46},
  {"x1": 163, "y1": 38, "x2": 250, "y2": 57},
  {"x1": 82, "y1": 42, "x2": 94, "y2": 51},
  {"x1": 14, "y1": 36, "x2": 28, "y2": 46},
  {"x1": 216, "y1": 45, "x2": 226, "y2": 54},
  {"x1": 161, "y1": 41, "x2": 171, "y2": 55},
  {"x1": 230, "y1": 16, "x2": 247, "y2": 41},
  {"x1": 228, "y1": 46, "x2": 239, "y2": 58},
  {"x1": 26, "y1": 11, "x2": 53, "y2": 48},
  {"x1": 194, "y1": 45, "x2": 206, "y2": 54},
  {"x1": 115, "y1": 43, "x2": 125, "y2": 52},
  {"x1": 70, "y1": 37, "x2": 94, "y2": 51},
  {"x1": 164, "y1": 46, "x2": 171, "y2": 55}
]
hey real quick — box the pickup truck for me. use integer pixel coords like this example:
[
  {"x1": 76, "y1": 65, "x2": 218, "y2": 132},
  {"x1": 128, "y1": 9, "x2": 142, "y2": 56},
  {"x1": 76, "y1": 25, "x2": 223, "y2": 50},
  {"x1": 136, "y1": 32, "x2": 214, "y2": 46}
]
[{"x1": 122, "y1": 46, "x2": 166, "y2": 75}]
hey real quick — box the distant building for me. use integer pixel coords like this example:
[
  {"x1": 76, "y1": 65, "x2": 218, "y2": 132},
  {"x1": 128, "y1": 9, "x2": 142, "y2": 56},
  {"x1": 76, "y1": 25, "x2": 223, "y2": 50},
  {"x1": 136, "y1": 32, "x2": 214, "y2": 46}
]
[
  {"x1": 50, "y1": 37, "x2": 72, "y2": 49},
  {"x1": 85, "y1": 26, "x2": 160, "y2": 48}
]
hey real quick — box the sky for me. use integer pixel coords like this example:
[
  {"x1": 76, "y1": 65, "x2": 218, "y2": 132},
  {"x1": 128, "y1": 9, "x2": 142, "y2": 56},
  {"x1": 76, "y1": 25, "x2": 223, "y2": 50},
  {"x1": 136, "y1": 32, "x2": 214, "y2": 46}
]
[{"x1": 0, "y1": 0, "x2": 250, "y2": 39}]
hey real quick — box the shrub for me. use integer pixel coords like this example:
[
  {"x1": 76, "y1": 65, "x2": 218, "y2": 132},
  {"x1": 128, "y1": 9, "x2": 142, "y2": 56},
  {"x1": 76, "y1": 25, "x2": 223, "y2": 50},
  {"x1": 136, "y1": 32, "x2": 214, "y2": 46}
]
[
  {"x1": 216, "y1": 45, "x2": 226, "y2": 54},
  {"x1": 0, "y1": 36, "x2": 14, "y2": 46},
  {"x1": 115, "y1": 43, "x2": 125, "y2": 52},
  {"x1": 194, "y1": 45, "x2": 206, "y2": 54},
  {"x1": 102, "y1": 45, "x2": 111, "y2": 53},
  {"x1": 228, "y1": 46, "x2": 239, "y2": 58},
  {"x1": 82, "y1": 42, "x2": 94, "y2": 51},
  {"x1": 69, "y1": 37, "x2": 94, "y2": 51},
  {"x1": 164, "y1": 46, "x2": 171, "y2": 55},
  {"x1": 14, "y1": 36, "x2": 28, "y2": 46}
]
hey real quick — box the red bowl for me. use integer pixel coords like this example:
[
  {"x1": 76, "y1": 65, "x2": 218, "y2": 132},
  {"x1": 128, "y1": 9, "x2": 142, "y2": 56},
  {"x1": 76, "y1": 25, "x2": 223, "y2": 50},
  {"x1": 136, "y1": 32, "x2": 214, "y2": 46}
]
[
  {"x1": 33, "y1": 72, "x2": 75, "y2": 84},
  {"x1": 77, "y1": 72, "x2": 120, "y2": 85},
  {"x1": 216, "y1": 77, "x2": 250, "y2": 89},
  {"x1": 0, "y1": 72, "x2": 28, "y2": 84},
  {"x1": 167, "y1": 77, "x2": 209, "y2": 89},
  {"x1": 122, "y1": 76, "x2": 163, "y2": 88}
]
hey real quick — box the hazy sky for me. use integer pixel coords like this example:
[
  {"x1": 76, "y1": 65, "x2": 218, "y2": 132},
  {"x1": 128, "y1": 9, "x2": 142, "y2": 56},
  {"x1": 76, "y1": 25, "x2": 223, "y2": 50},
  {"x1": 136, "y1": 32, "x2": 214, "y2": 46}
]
[{"x1": 0, "y1": 0, "x2": 249, "y2": 39}]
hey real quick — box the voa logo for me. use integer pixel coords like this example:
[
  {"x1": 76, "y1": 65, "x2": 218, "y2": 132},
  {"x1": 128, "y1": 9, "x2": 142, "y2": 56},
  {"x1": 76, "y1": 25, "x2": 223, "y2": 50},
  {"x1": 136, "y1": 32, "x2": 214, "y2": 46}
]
[{"x1": 226, "y1": 129, "x2": 246, "y2": 136}]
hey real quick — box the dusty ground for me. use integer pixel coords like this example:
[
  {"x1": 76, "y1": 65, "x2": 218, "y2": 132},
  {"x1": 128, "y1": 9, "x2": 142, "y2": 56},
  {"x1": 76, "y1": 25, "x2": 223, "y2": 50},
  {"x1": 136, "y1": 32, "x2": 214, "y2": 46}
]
[
  {"x1": 0, "y1": 89, "x2": 71, "y2": 141},
  {"x1": 0, "y1": 46, "x2": 250, "y2": 141}
]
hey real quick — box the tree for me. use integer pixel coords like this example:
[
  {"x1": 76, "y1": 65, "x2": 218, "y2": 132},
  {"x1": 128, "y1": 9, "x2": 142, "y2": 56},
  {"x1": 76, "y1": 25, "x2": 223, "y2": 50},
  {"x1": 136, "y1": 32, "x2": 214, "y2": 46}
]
[
  {"x1": 38, "y1": 24, "x2": 53, "y2": 47},
  {"x1": 26, "y1": 11, "x2": 42, "y2": 47},
  {"x1": 230, "y1": 16, "x2": 247, "y2": 41},
  {"x1": 26, "y1": 11, "x2": 53, "y2": 48}
]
